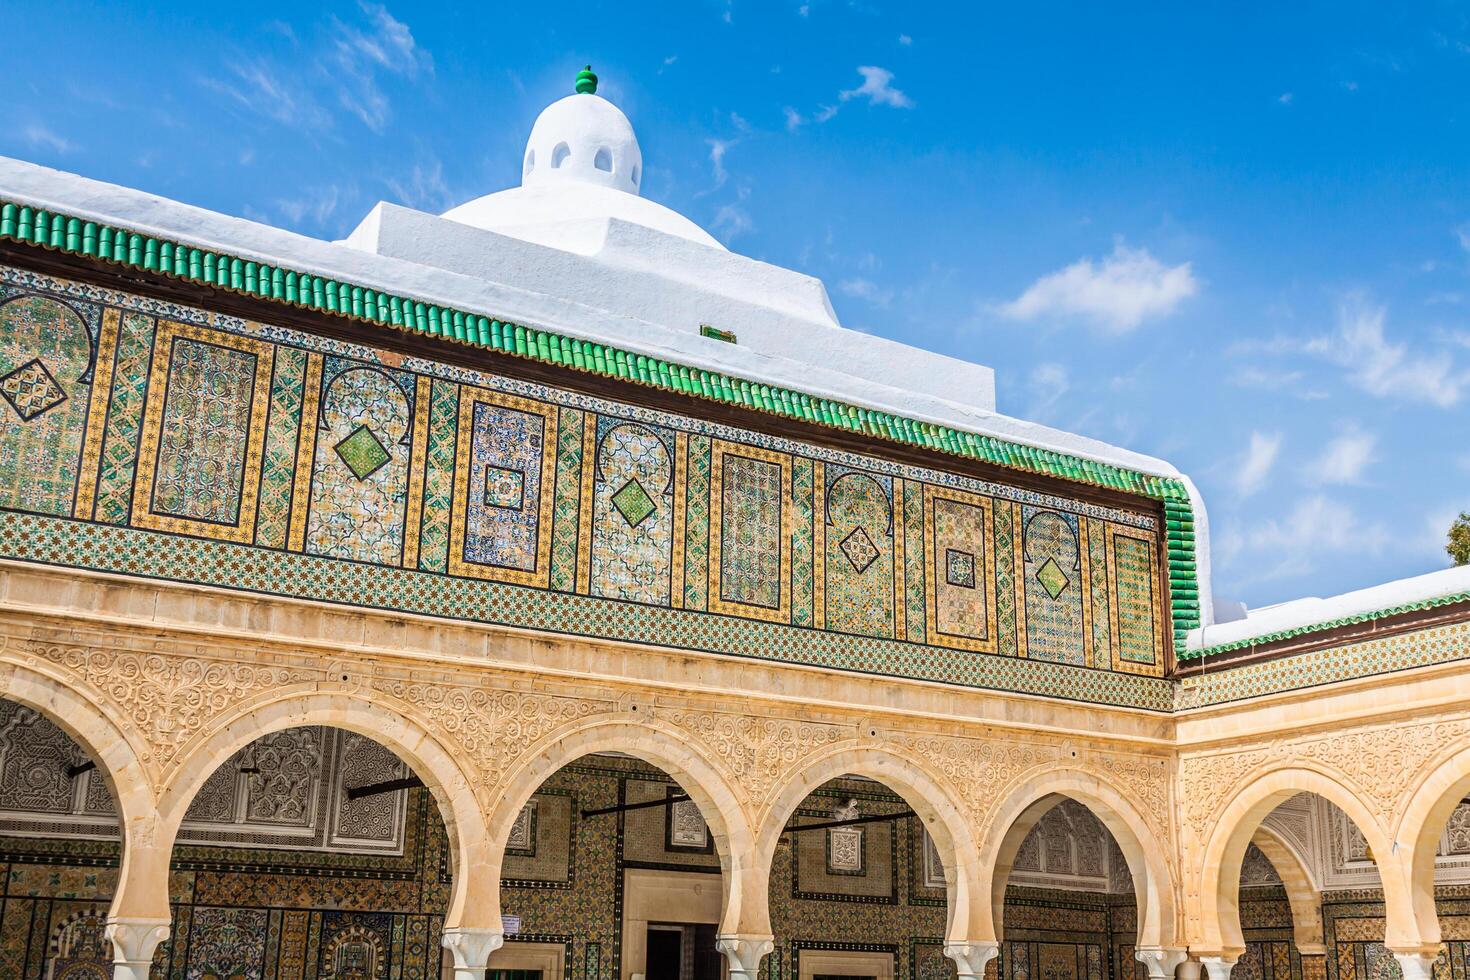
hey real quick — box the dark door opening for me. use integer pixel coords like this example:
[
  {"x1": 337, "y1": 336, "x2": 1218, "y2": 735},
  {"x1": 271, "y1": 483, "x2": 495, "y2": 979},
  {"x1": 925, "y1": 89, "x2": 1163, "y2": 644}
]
[
  {"x1": 646, "y1": 926, "x2": 684, "y2": 980},
  {"x1": 646, "y1": 924, "x2": 722, "y2": 980}
]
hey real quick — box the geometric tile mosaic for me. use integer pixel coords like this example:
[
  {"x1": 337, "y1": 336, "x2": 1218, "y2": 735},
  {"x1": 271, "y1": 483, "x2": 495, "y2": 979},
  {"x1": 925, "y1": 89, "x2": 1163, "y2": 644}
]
[{"x1": 0, "y1": 261, "x2": 1181, "y2": 707}]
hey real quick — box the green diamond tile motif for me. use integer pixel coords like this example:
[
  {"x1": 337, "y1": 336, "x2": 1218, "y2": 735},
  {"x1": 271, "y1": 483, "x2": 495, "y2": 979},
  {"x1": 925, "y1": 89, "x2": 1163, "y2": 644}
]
[
  {"x1": 839, "y1": 526, "x2": 879, "y2": 573},
  {"x1": 1036, "y1": 555, "x2": 1069, "y2": 600},
  {"x1": 0, "y1": 358, "x2": 66, "y2": 421},
  {"x1": 611, "y1": 478, "x2": 656, "y2": 528},
  {"x1": 946, "y1": 548, "x2": 975, "y2": 589},
  {"x1": 334, "y1": 424, "x2": 391, "y2": 480}
]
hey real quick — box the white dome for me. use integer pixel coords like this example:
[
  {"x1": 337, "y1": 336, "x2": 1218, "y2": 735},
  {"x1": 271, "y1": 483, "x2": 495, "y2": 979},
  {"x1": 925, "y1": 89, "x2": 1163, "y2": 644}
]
[
  {"x1": 442, "y1": 67, "x2": 725, "y2": 253},
  {"x1": 524, "y1": 92, "x2": 642, "y2": 194}
]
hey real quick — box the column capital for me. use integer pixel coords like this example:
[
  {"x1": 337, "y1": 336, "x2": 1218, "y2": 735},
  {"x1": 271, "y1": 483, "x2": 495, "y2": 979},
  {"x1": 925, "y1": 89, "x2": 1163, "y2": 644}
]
[
  {"x1": 1391, "y1": 950, "x2": 1443, "y2": 980},
  {"x1": 716, "y1": 935, "x2": 775, "y2": 980},
  {"x1": 944, "y1": 941, "x2": 1000, "y2": 980},
  {"x1": 1200, "y1": 956, "x2": 1238, "y2": 980},
  {"x1": 443, "y1": 927, "x2": 505, "y2": 980},
  {"x1": 106, "y1": 917, "x2": 171, "y2": 980},
  {"x1": 1135, "y1": 947, "x2": 1189, "y2": 980}
]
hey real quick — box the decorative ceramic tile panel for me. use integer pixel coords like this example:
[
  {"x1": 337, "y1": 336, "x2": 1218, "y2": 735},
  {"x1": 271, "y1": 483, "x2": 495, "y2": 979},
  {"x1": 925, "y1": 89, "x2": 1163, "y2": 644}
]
[
  {"x1": 709, "y1": 441, "x2": 792, "y2": 623},
  {"x1": 0, "y1": 294, "x2": 94, "y2": 517},
  {"x1": 0, "y1": 263, "x2": 1181, "y2": 704},
  {"x1": 131, "y1": 321, "x2": 273, "y2": 542},
  {"x1": 1106, "y1": 526, "x2": 1162, "y2": 671},
  {"x1": 589, "y1": 419, "x2": 675, "y2": 604},
  {"x1": 1022, "y1": 507, "x2": 1087, "y2": 666},
  {"x1": 924, "y1": 486, "x2": 996, "y2": 653},
  {"x1": 448, "y1": 388, "x2": 557, "y2": 586},
  {"x1": 823, "y1": 467, "x2": 896, "y2": 639},
  {"x1": 307, "y1": 363, "x2": 413, "y2": 565}
]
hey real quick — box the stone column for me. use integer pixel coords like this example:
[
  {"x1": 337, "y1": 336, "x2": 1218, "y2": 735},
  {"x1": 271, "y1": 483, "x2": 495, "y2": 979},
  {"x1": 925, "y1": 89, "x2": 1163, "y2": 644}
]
[
  {"x1": 442, "y1": 926, "x2": 505, "y2": 980},
  {"x1": 944, "y1": 941, "x2": 1001, "y2": 980},
  {"x1": 106, "y1": 917, "x2": 170, "y2": 980},
  {"x1": 1391, "y1": 950, "x2": 1442, "y2": 980},
  {"x1": 1199, "y1": 956, "x2": 1237, "y2": 980},
  {"x1": 1176, "y1": 960, "x2": 1202, "y2": 980},
  {"x1": 717, "y1": 937, "x2": 774, "y2": 980},
  {"x1": 1135, "y1": 947, "x2": 1189, "y2": 980}
]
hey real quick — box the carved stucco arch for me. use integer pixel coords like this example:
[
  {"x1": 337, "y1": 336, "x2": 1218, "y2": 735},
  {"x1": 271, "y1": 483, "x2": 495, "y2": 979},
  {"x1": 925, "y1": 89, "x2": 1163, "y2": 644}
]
[
  {"x1": 156, "y1": 685, "x2": 496, "y2": 931},
  {"x1": 1393, "y1": 738, "x2": 1470, "y2": 956},
  {"x1": 753, "y1": 741, "x2": 986, "y2": 943},
  {"x1": 980, "y1": 767, "x2": 1178, "y2": 949},
  {"x1": 1196, "y1": 766, "x2": 1410, "y2": 958},
  {"x1": 1249, "y1": 826, "x2": 1324, "y2": 955},
  {"x1": 0, "y1": 658, "x2": 159, "y2": 922},
  {"x1": 491, "y1": 714, "x2": 760, "y2": 937}
]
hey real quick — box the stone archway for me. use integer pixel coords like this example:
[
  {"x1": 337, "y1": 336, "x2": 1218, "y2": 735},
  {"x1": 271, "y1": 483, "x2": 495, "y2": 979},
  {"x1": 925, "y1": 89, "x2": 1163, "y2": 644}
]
[
  {"x1": 753, "y1": 742, "x2": 989, "y2": 978},
  {"x1": 1394, "y1": 741, "x2": 1470, "y2": 971},
  {"x1": 1248, "y1": 826, "x2": 1324, "y2": 958},
  {"x1": 491, "y1": 716, "x2": 757, "y2": 932},
  {"x1": 156, "y1": 686, "x2": 496, "y2": 938},
  {"x1": 981, "y1": 768, "x2": 1179, "y2": 978},
  {"x1": 1196, "y1": 768, "x2": 1409, "y2": 970},
  {"x1": 489, "y1": 715, "x2": 761, "y2": 980},
  {"x1": 0, "y1": 659, "x2": 164, "y2": 977}
]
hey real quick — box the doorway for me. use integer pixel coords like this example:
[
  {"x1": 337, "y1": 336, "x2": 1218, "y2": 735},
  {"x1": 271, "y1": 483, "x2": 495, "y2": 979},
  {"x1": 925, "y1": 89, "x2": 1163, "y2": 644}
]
[{"x1": 644, "y1": 924, "x2": 720, "y2": 980}]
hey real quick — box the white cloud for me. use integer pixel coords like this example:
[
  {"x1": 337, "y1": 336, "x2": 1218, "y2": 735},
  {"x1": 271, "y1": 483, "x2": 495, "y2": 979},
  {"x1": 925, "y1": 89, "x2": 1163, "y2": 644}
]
[
  {"x1": 1307, "y1": 298, "x2": 1467, "y2": 407},
  {"x1": 898, "y1": 34, "x2": 913, "y2": 46},
  {"x1": 838, "y1": 277, "x2": 894, "y2": 308},
  {"x1": 1278, "y1": 92, "x2": 1293, "y2": 105},
  {"x1": 840, "y1": 66, "x2": 914, "y2": 109},
  {"x1": 205, "y1": 4, "x2": 428, "y2": 135},
  {"x1": 21, "y1": 124, "x2": 76, "y2": 155},
  {"x1": 712, "y1": 202, "x2": 753, "y2": 239},
  {"x1": 325, "y1": 3, "x2": 431, "y2": 132},
  {"x1": 783, "y1": 106, "x2": 805, "y2": 132},
  {"x1": 996, "y1": 242, "x2": 1198, "y2": 332},
  {"x1": 1306, "y1": 428, "x2": 1376, "y2": 485},
  {"x1": 1028, "y1": 362, "x2": 1070, "y2": 414},
  {"x1": 275, "y1": 184, "x2": 344, "y2": 227},
  {"x1": 1237, "y1": 494, "x2": 1390, "y2": 580},
  {"x1": 706, "y1": 138, "x2": 735, "y2": 188},
  {"x1": 814, "y1": 104, "x2": 840, "y2": 123},
  {"x1": 385, "y1": 158, "x2": 455, "y2": 212},
  {"x1": 1234, "y1": 431, "x2": 1282, "y2": 498}
]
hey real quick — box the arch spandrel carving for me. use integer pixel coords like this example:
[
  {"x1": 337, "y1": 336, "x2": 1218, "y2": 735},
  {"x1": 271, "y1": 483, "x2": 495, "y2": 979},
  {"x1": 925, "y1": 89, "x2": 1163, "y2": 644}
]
[
  {"x1": 26, "y1": 640, "x2": 322, "y2": 778},
  {"x1": 654, "y1": 705, "x2": 847, "y2": 804}
]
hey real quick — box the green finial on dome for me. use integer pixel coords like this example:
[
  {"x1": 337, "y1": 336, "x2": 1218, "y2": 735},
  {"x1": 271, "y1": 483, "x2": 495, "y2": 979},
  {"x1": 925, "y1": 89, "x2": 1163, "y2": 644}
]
[{"x1": 575, "y1": 65, "x2": 598, "y2": 95}]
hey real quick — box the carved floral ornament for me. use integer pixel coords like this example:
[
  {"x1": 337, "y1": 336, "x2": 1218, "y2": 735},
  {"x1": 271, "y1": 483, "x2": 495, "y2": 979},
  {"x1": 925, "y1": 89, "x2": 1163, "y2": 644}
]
[{"x1": 1178, "y1": 717, "x2": 1470, "y2": 850}]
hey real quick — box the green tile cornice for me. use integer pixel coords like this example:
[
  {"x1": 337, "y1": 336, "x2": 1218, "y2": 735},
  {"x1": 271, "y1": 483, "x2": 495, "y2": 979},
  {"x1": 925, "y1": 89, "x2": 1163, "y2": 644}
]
[
  {"x1": 1186, "y1": 589, "x2": 1470, "y2": 660},
  {"x1": 0, "y1": 199, "x2": 1202, "y2": 646}
]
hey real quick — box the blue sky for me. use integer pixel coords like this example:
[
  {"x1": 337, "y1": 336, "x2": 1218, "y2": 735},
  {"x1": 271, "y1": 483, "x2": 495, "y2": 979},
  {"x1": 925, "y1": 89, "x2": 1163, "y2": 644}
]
[{"x1": 4, "y1": 2, "x2": 1468, "y2": 611}]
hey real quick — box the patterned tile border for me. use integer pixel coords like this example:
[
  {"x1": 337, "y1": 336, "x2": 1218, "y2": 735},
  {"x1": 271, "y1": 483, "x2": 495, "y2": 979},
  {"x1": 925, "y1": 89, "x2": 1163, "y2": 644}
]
[
  {"x1": 0, "y1": 510, "x2": 1176, "y2": 712},
  {"x1": 1176, "y1": 618, "x2": 1470, "y2": 709}
]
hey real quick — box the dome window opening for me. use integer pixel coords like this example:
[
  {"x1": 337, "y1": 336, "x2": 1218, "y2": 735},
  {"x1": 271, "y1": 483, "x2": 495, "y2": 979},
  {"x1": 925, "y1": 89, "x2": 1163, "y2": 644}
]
[
  {"x1": 631, "y1": 164, "x2": 641, "y2": 187},
  {"x1": 552, "y1": 142, "x2": 571, "y2": 169},
  {"x1": 594, "y1": 147, "x2": 613, "y2": 173},
  {"x1": 524, "y1": 149, "x2": 535, "y2": 176}
]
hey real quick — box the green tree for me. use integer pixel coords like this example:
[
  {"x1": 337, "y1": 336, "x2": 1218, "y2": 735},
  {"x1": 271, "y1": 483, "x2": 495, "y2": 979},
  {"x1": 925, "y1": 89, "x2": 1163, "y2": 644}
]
[{"x1": 1448, "y1": 512, "x2": 1470, "y2": 566}]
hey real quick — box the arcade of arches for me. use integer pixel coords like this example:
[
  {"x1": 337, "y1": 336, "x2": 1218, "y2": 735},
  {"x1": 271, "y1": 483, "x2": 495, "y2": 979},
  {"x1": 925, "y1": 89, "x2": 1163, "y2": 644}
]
[{"x1": 1, "y1": 563, "x2": 1470, "y2": 980}]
